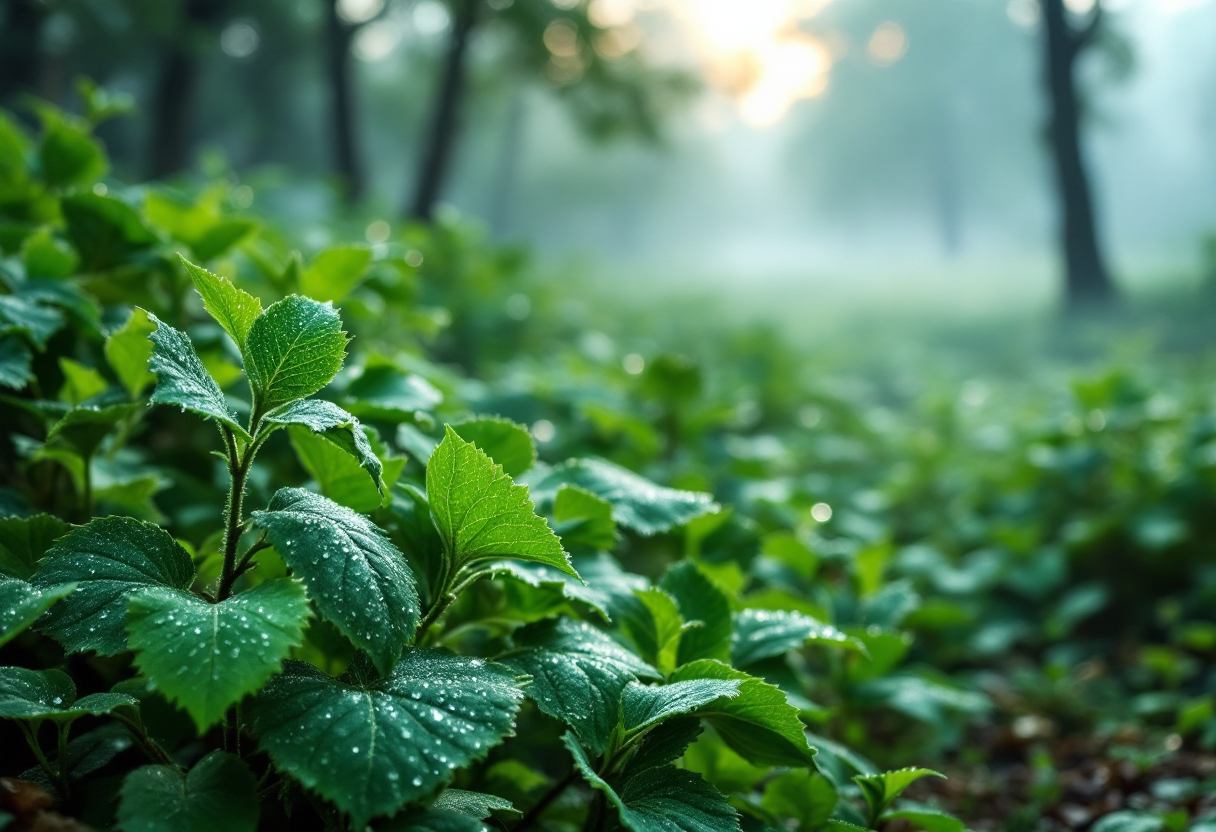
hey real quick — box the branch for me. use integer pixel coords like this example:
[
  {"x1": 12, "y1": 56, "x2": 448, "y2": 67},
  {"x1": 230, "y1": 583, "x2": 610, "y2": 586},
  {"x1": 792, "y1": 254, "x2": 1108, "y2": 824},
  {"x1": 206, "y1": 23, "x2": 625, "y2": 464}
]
[{"x1": 1068, "y1": 0, "x2": 1103, "y2": 58}]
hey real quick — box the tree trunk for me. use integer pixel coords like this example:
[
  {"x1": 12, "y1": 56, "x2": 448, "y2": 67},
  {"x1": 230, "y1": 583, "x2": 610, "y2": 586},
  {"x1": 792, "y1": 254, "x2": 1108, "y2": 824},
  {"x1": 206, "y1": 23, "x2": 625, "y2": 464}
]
[
  {"x1": 408, "y1": 0, "x2": 479, "y2": 222},
  {"x1": 150, "y1": 0, "x2": 228, "y2": 178},
  {"x1": 325, "y1": 0, "x2": 364, "y2": 201},
  {"x1": 0, "y1": 0, "x2": 48, "y2": 110},
  {"x1": 1041, "y1": 0, "x2": 1116, "y2": 309}
]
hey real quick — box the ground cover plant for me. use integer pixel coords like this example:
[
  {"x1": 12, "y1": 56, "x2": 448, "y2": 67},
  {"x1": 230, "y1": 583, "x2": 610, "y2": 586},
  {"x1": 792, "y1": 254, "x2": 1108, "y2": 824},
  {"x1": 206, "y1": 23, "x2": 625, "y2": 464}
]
[{"x1": 2, "y1": 97, "x2": 1216, "y2": 832}]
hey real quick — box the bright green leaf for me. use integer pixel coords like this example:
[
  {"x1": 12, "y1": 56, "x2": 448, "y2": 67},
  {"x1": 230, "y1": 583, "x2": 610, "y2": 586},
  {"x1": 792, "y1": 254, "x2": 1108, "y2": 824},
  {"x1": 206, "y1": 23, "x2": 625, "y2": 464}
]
[
  {"x1": 245, "y1": 295, "x2": 347, "y2": 414},
  {"x1": 343, "y1": 365, "x2": 443, "y2": 420},
  {"x1": 146, "y1": 313, "x2": 251, "y2": 440},
  {"x1": 116, "y1": 750, "x2": 258, "y2": 832},
  {"x1": 854, "y1": 768, "x2": 945, "y2": 823},
  {"x1": 452, "y1": 417, "x2": 536, "y2": 478},
  {"x1": 57, "y1": 358, "x2": 107, "y2": 405},
  {"x1": 268, "y1": 399, "x2": 385, "y2": 497},
  {"x1": 21, "y1": 227, "x2": 79, "y2": 279},
  {"x1": 191, "y1": 218, "x2": 259, "y2": 262},
  {"x1": 300, "y1": 245, "x2": 371, "y2": 303},
  {"x1": 34, "y1": 516, "x2": 196, "y2": 656},
  {"x1": 616, "y1": 587, "x2": 687, "y2": 675},
  {"x1": 105, "y1": 308, "x2": 156, "y2": 398},
  {"x1": 428, "y1": 426, "x2": 575, "y2": 577},
  {"x1": 881, "y1": 806, "x2": 966, "y2": 832},
  {"x1": 180, "y1": 257, "x2": 261, "y2": 350},
  {"x1": 552, "y1": 484, "x2": 617, "y2": 551},
  {"x1": 37, "y1": 109, "x2": 107, "y2": 188},
  {"x1": 126, "y1": 579, "x2": 311, "y2": 731},
  {"x1": 660, "y1": 562, "x2": 732, "y2": 665},
  {"x1": 249, "y1": 650, "x2": 525, "y2": 829},
  {"x1": 250, "y1": 487, "x2": 419, "y2": 675},
  {"x1": 731, "y1": 609, "x2": 864, "y2": 668}
]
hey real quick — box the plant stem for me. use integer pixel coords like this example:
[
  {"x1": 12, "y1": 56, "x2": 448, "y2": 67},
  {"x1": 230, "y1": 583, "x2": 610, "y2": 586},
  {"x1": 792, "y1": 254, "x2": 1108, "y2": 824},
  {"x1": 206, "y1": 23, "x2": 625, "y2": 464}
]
[
  {"x1": 513, "y1": 769, "x2": 576, "y2": 832},
  {"x1": 112, "y1": 714, "x2": 178, "y2": 769},
  {"x1": 81, "y1": 454, "x2": 93, "y2": 519},
  {"x1": 217, "y1": 428, "x2": 267, "y2": 602},
  {"x1": 20, "y1": 722, "x2": 69, "y2": 801},
  {"x1": 414, "y1": 566, "x2": 494, "y2": 645}
]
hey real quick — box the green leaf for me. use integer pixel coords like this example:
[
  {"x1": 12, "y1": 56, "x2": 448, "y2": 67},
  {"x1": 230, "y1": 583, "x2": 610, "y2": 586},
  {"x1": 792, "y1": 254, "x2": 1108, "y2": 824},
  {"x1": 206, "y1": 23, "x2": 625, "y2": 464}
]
[
  {"x1": 528, "y1": 458, "x2": 717, "y2": 536},
  {"x1": 381, "y1": 809, "x2": 489, "y2": 832},
  {"x1": 245, "y1": 295, "x2": 347, "y2": 414},
  {"x1": 343, "y1": 365, "x2": 443, "y2": 420},
  {"x1": 761, "y1": 770, "x2": 839, "y2": 832},
  {"x1": 427, "y1": 426, "x2": 575, "y2": 577},
  {"x1": 552, "y1": 484, "x2": 617, "y2": 551},
  {"x1": 431, "y1": 789, "x2": 519, "y2": 819},
  {"x1": 0, "y1": 336, "x2": 33, "y2": 389},
  {"x1": 180, "y1": 257, "x2": 261, "y2": 349},
  {"x1": 58, "y1": 357, "x2": 108, "y2": 405},
  {"x1": 191, "y1": 218, "x2": 259, "y2": 262},
  {"x1": 44, "y1": 403, "x2": 140, "y2": 460},
  {"x1": 731, "y1": 609, "x2": 864, "y2": 668},
  {"x1": 669, "y1": 660, "x2": 817, "y2": 768},
  {"x1": 499, "y1": 618, "x2": 657, "y2": 754},
  {"x1": 489, "y1": 560, "x2": 611, "y2": 620},
  {"x1": 61, "y1": 193, "x2": 157, "y2": 272},
  {"x1": 0, "y1": 576, "x2": 75, "y2": 647},
  {"x1": 0, "y1": 513, "x2": 72, "y2": 580},
  {"x1": 300, "y1": 245, "x2": 371, "y2": 303},
  {"x1": 34, "y1": 516, "x2": 196, "y2": 656},
  {"x1": 116, "y1": 750, "x2": 258, "y2": 832},
  {"x1": 616, "y1": 588, "x2": 687, "y2": 675},
  {"x1": 452, "y1": 417, "x2": 536, "y2": 478},
  {"x1": 249, "y1": 650, "x2": 526, "y2": 829},
  {"x1": 22, "y1": 227, "x2": 79, "y2": 279},
  {"x1": 853, "y1": 768, "x2": 945, "y2": 823},
  {"x1": 0, "y1": 294, "x2": 64, "y2": 350},
  {"x1": 1089, "y1": 812, "x2": 1168, "y2": 832},
  {"x1": 126, "y1": 579, "x2": 311, "y2": 731},
  {"x1": 146, "y1": 313, "x2": 251, "y2": 440},
  {"x1": 621, "y1": 679, "x2": 740, "y2": 734},
  {"x1": 268, "y1": 399, "x2": 385, "y2": 496},
  {"x1": 881, "y1": 806, "x2": 965, "y2": 832},
  {"x1": 250, "y1": 488, "x2": 419, "y2": 675},
  {"x1": 564, "y1": 734, "x2": 739, "y2": 832},
  {"x1": 37, "y1": 108, "x2": 107, "y2": 188},
  {"x1": 660, "y1": 562, "x2": 732, "y2": 665},
  {"x1": 0, "y1": 666, "x2": 138, "y2": 723},
  {"x1": 105, "y1": 308, "x2": 156, "y2": 398},
  {"x1": 621, "y1": 716, "x2": 702, "y2": 779}
]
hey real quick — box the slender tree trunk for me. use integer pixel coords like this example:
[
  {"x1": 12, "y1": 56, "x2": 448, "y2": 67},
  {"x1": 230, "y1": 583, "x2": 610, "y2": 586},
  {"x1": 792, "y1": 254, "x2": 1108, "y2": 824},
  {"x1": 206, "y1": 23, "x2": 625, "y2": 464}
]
[
  {"x1": 150, "y1": 0, "x2": 228, "y2": 178},
  {"x1": 1042, "y1": 0, "x2": 1116, "y2": 308},
  {"x1": 0, "y1": 0, "x2": 48, "y2": 109},
  {"x1": 408, "y1": 0, "x2": 479, "y2": 222},
  {"x1": 326, "y1": 0, "x2": 364, "y2": 201}
]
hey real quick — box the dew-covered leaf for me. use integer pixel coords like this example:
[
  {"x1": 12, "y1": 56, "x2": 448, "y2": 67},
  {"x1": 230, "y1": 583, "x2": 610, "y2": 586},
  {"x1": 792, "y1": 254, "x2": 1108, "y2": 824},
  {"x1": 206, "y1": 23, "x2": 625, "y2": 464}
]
[
  {"x1": 427, "y1": 426, "x2": 574, "y2": 577},
  {"x1": 669, "y1": 660, "x2": 817, "y2": 768},
  {"x1": 116, "y1": 750, "x2": 258, "y2": 832},
  {"x1": 452, "y1": 417, "x2": 536, "y2": 478},
  {"x1": 0, "y1": 513, "x2": 72, "y2": 580},
  {"x1": 0, "y1": 576, "x2": 75, "y2": 647},
  {"x1": 34, "y1": 516, "x2": 196, "y2": 655},
  {"x1": 499, "y1": 618, "x2": 657, "y2": 754},
  {"x1": 564, "y1": 734, "x2": 739, "y2": 832},
  {"x1": 621, "y1": 716, "x2": 702, "y2": 779},
  {"x1": 146, "y1": 313, "x2": 250, "y2": 440},
  {"x1": 126, "y1": 579, "x2": 311, "y2": 731},
  {"x1": 0, "y1": 666, "x2": 138, "y2": 723},
  {"x1": 249, "y1": 650, "x2": 526, "y2": 829},
  {"x1": 430, "y1": 789, "x2": 518, "y2": 819},
  {"x1": 105, "y1": 308, "x2": 156, "y2": 398},
  {"x1": 489, "y1": 560, "x2": 611, "y2": 620},
  {"x1": 180, "y1": 257, "x2": 261, "y2": 350},
  {"x1": 380, "y1": 809, "x2": 489, "y2": 832},
  {"x1": 245, "y1": 295, "x2": 347, "y2": 414},
  {"x1": 250, "y1": 488, "x2": 418, "y2": 675},
  {"x1": 621, "y1": 679, "x2": 740, "y2": 734},
  {"x1": 528, "y1": 458, "x2": 717, "y2": 536},
  {"x1": 268, "y1": 399, "x2": 384, "y2": 496},
  {"x1": 660, "y1": 562, "x2": 732, "y2": 666},
  {"x1": 731, "y1": 609, "x2": 864, "y2": 668}
]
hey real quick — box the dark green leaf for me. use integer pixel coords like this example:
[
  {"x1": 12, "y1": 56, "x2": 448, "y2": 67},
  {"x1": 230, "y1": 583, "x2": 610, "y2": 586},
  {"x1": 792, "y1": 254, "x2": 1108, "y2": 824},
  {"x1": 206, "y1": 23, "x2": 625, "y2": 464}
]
[
  {"x1": 660, "y1": 562, "x2": 732, "y2": 665},
  {"x1": 380, "y1": 809, "x2": 489, "y2": 832},
  {"x1": 146, "y1": 313, "x2": 250, "y2": 440},
  {"x1": 191, "y1": 218, "x2": 259, "y2": 262},
  {"x1": 268, "y1": 399, "x2": 384, "y2": 496},
  {"x1": 37, "y1": 109, "x2": 107, "y2": 188},
  {"x1": 45, "y1": 403, "x2": 140, "y2": 460},
  {"x1": 621, "y1": 716, "x2": 702, "y2": 779},
  {"x1": 249, "y1": 650, "x2": 525, "y2": 829},
  {"x1": 669, "y1": 660, "x2": 817, "y2": 768},
  {"x1": 0, "y1": 335, "x2": 33, "y2": 389},
  {"x1": 621, "y1": 679, "x2": 740, "y2": 734},
  {"x1": 452, "y1": 417, "x2": 536, "y2": 478},
  {"x1": 430, "y1": 789, "x2": 519, "y2": 819},
  {"x1": 343, "y1": 365, "x2": 443, "y2": 420},
  {"x1": 180, "y1": 257, "x2": 261, "y2": 349},
  {"x1": 731, "y1": 609, "x2": 864, "y2": 668},
  {"x1": 61, "y1": 193, "x2": 157, "y2": 271},
  {"x1": 499, "y1": 617, "x2": 657, "y2": 754},
  {"x1": 427, "y1": 426, "x2": 575, "y2": 577},
  {"x1": 34, "y1": 516, "x2": 196, "y2": 655},
  {"x1": 0, "y1": 294, "x2": 64, "y2": 350},
  {"x1": 126, "y1": 579, "x2": 311, "y2": 731},
  {"x1": 0, "y1": 666, "x2": 138, "y2": 723},
  {"x1": 761, "y1": 770, "x2": 838, "y2": 832},
  {"x1": 0, "y1": 513, "x2": 72, "y2": 580},
  {"x1": 528, "y1": 458, "x2": 717, "y2": 536},
  {"x1": 616, "y1": 588, "x2": 686, "y2": 675},
  {"x1": 116, "y1": 750, "x2": 258, "y2": 832},
  {"x1": 0, "y1": 576, "x2": 75, "y2": 647},
  {"x1": 489, "y1": 560, "x2": 611, "y2": 620},
  {"x1": 250, "y1": 487, "x2": 418, "y2": 675},
  {"x1": 245, "y1": 295, "x2": 347, "y2": 413}
]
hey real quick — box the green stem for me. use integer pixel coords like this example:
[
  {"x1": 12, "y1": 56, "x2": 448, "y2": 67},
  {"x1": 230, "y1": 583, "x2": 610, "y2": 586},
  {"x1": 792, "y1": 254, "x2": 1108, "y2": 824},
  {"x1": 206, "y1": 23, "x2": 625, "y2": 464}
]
[
  {"x1": 20, "y1": 722, "x2": 69, "y2": 800},
  {"x1": 414, "y1": 565, "x2": 496, "y2": 645},
  {"x1": 112, "y1": 714, "x2": 178, "y2": 769},
  {"x1": 513, "y1": 769, "x2": 576, "y2": 832},
  {"x1": 82, "y1": 454, "x2": 94, "y2": 520}
]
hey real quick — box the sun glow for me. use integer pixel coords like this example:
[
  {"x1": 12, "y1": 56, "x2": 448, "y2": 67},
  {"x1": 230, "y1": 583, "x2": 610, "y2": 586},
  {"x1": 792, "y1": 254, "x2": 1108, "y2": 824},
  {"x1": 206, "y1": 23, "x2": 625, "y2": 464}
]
[{"x1": 670, "y1": 0, "x2": 835, "y2": 127}]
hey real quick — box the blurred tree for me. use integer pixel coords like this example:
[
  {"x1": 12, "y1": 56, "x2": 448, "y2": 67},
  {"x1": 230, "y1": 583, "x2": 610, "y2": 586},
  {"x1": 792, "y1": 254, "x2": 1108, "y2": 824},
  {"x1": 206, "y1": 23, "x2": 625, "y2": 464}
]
[
  {"x1": 324, "y1": 0, "x2": 389, "y2": 201},
  {"x1": 1041, "y1": 0, "x2": 1116, "y2": 308},
  {"x1": 150, "y1": 0, "x2": 232, "y2": 177},
  {"x1": 406, "y1": 0, "x2": 694, "y2": 222},
  {"x1": 0, "y1": 0, "x2": 49, "y2": 110}
]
